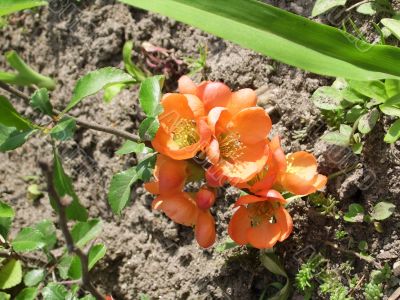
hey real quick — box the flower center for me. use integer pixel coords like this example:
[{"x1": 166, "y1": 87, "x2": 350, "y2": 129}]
[
  {"x1": 248, "y1": 201, "x2": 278, "y2": 227},
  {"x1": 218, "y1": 132, "x2": 244, "y2": 161},
  {"x1": 172, "y1": 119, "x2": 199, "y2": 148}
]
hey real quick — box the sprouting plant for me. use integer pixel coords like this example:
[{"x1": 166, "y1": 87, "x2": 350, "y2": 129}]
[
  {"x1": 295, "y1": 254, "x2": 326, "y2": 299},
  {"x1": 183, "y1": 44, "x2": 208, "y2": 76},
  {"x1": 335, "y1": 230, "x2": 348, "y2": 240},
  {"x1": 312, "y1": 78, "x2": 400, "y2": 153},
  {"x1": 320, "y1": 270, "x2": 354, "y2": 300},
  {"x1": 309, "y1": 192, "x2": 339, "y2": 218},
  {"x1": 363, "y1": 264, "x2": 391, "y2": 300}
]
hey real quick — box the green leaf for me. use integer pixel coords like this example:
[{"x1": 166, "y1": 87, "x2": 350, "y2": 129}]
[
  {"x1": 15, "y1": 287, "x2": 38, "y2": 300},
  {"x1": 50, "y1": 117, "x2": 76, "y2": 141},
  {"x1": 57, "y1": 255, "x2": 74, "y2": 280},
  {"x1": 123, "y1": 41, "x2": 147, "y2": 82},
  {"x1": 34, "y1": 220, "x2": 57, "y2": 250},
  {"x1": 339, "y1": 124, "x2": 352, "y2": 137},
  {"x1": 321, "y1": 131, "x2": 350, "y2": 146},
  {"x1": 12, "y1": 227, "x2": 46, "y2": 252},
  {"x1": 139, "y1": 76, "x2": 165, "y2": 117},
  {"x1": 347, "y1": 80, "x2": 388, "y2": 103},
  {"x1": 379, "y1": 95, "x2": 400, "y2": 117},
  {"x1": 108, "y1": 167, "x2": 139, "y2": 215},
  {"x1": 23, "y1": 269, "x2": 45, "y2": 287},
  {"x1": 0, "y1": 0, "x2": 47, "y2": 17},
  {"x1": 358, "y1": 108, "x2": 380, "y2": 134},
  {"x1": 356, "y1": 2, "x2": 376, "y2": 15},
  {"x1": 343, "y1": 203, "x2": 364, "y2": 222},
  {"x1": 53, "y1": 149, "x2": 88, "y2": 221},
  {"x1": 30, "y1": 88, "x2": 53, "y2": 116},
  {"x1": 139, "y1": 117, "x2": 160, "y2": 141},
  {"x1": 352, "y1": 142, "x2": 363, "y2": 154},
  {"x1": 259, "y1": 252, "x2": 291, "y2": 300},
  {"x1": 119, "y1": 0, "x2": 400, "y2": 81},
  {"x1": 381, "y1": 18, "x2": 400, "y2": 40},
  {"x1": 215, "y1": 237, "x2": 237, "y2": 253},
  {"x1": 385, "y1": 79, "x2": 400, "y2": 98},
  {"x1": 0, "y1": 96, "x2": 32, "y2": 130},
  {"x1": 68, "y1": 244, "x2": 107, "y2": 279},
  {"x1": 103, "y1": 83, "x2": 128, "y2": 103},
  {"x1": 371, "y1": 201, "x2": 395, "y2": 221},
  {"x1": 311, "y1": 86, "x2": 343, "y2": 110},
  {"x1": 341, "y1": 87, "x2": 367, "y2": 105},
  {"x1": 0, "y1": 200, "x2": 14, "y2": 218},
  {"x1": 384, "y1": 119, "x2": 400, "y2": 143},
  {"x1": 64, "y1": 67, "x2": 133, "y2": 113},
  {"x1": 116, "y1": 140, "x2": 153, "y2": 155},
  {"x1": 0, "y1": 292, "x2": 10, "y2": 300},
  {"x1": 345, "y1": 105, "x2": 365, "y2": 123},
  {"x1": 311, "y1": 0, "x2": 346, "y2": 17},
  {"x1": 42, "y1": 283, "x2": 68, "y2": 300},
  {"x1": 0, "y1": 218, "x2": 13, "y2": 239},
  {"x1": 0, "y1": 125, "x2": 35, "y2": 152},
  {"x1": 71, "y1": 219, "x2": 102, "y2": 248},
  {"x1": 0, "y1": 259, "x2": 22, "y2": 289}
]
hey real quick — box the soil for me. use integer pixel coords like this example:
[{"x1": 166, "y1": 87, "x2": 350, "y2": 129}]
[{"x1": 0, "y1": 0, "x2": 400, "y2": 299}]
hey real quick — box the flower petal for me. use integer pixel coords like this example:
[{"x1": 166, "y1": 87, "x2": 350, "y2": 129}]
[
  {"x1": 275, "y1": 207, "x2": 293, "y2": 242},
  {"x1": 227, "y1": 88, "x2": 257, "y2": 116},
  {"x1": 286, "y1": 151, "x2": 318, "y2": 181},
  {"x1": 144, "y1": 181, "x2": 159, "y2": 194},
  {"x1": 185, "y1": 94, "x2": 206, "y2": 118},
  {"x1": 195, "y1": 210, "x2": 216, "y2": 248},
  {"x1": 255, "y1": 189, "x2": 286, "y2": 204},
  {"x1": 206, "y1": 139, "x2": 220, "y2": 165},
  {"x1": 234, "y1": 195, "x2": 266, "y2": 207},
  {"x1": 313, "y1": 174, "x2": 328, "y2": 190},
  {"x1": 205, "y1": 165, "x2": 226, "y2": 187},
  {"x1": 178, "y1": 75, "x2": 197, "y2": 94},
  {"x1": 159, "y1": 94, "x2": 194, "y2": 130},
  {"x1": 157, "y1": 155, "x2": 187, "y2": 194},
  {"x1": 197, "y1": 82, "x2": 231, "y2": 112},
  {"x1": 247, "y1": 221, "x2": 281, "y2": 249},
  {"x1": 280, "y1": 173, "x2": 316, "y2": 196},
  {"x1": 230, "y1": 107, "x2": 272, "y2": 144},
  {"x1": 228, "y1": 206, "x2": 251, "y2": 245},
  {"x1": 207, "y1": 107, "x2": 231, "y2": 136},
  {"x1": 155, "y1": 193, "x2": 197, "y2": 226}
]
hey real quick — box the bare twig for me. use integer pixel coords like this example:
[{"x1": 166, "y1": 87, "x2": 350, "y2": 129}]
[
  {"x1": 345, "y1": 0, "x2": 372, "y2": 12},
  {"x1": 388, "y1": 286, "x2": 400, "y2": 300},
  {"x1": 39, "y1": 161, "x2": 105, "y2": 300},
  {"x1": 0, "y1": 82, "x2": 139, "y2": 142}
]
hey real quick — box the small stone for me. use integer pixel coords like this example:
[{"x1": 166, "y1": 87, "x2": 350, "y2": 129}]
[{"x1": 393, "y1": 261, "x2": 400, "y2": 277}]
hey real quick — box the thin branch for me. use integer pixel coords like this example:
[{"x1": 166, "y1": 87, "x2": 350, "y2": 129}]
[
  {"x1": 39, "y1": 161, "x2": 105, "y2": 300},
  {"x1": 0, "y1": 82, "x2": 139, "y2": 142},
  {"x1": 345, "y1": 0, "x2": 372, "y2": 12}
]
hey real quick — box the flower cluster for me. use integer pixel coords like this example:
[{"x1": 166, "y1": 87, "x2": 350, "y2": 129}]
[{"x1": 144, "y1": 76, "x2": 327, "y2": 249}]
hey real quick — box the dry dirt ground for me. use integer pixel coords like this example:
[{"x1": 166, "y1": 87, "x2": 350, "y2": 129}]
[{"x1": 1, "y1": 0, "x2": 400, "y2": 299}]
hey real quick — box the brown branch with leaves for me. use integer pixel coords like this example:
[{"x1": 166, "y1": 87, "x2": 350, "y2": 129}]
[{"x1": 38, "y1": 161, "x2": 106, "y2": 300}]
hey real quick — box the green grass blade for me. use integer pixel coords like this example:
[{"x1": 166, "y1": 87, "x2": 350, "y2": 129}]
[
  {"x1": 0, "y1": 0, "x2": 47, "y2": 17},
  {"x1": 119, "y1": 0, "x2": 400, "y2": 80}
]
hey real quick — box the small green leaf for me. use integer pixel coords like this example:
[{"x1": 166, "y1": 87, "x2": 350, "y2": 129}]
[
  {"x1": 50, "y1": 117, "x2": 76, "y2": 141},
  {"x1": 0, "y1": 0, "x2": 47, "y2": 17},
  {"x1": 0, "y1": 200, "x2": 14, "y2": 218},
  {"x1": 27, "y1": 184, "x2": 43, "y2": 201},
  {"x1": 358, "y1": 240, "x2": 368, "y2": 252},
  {"x1": 139, "y1": 76, "x2": 165, "y2": 117},
  {"x1": 42, "y1": 283, "x2": 68, "y2": 300},
  {"x1": 351, "y1": 142, "x2": 363, "y2": 154},
  {"x1": 0, "y1": 218, "x2": 13, "y2": 239},
  {"x1": 123, "y1": 41, "x2": 147, "y2": 82},
  {"x1": 0, "y1": 125, "x2": 35, "y2": 152},
  {"x1": 64, "y1": 67, "x2": 133, "y2": 113},
  {"x1": 15, "y1": 287, "x2": 38, "y2": 300},
  {"x1": 12, "y1": 227, "x2": 46, "y2": 252},
  {"x1": 0, "y1": 292, "x2": 10, "y2": 300},
  {"x1": 385, "y1": 79, "x2": 400, "y2": 98},
  {"x1": 339, "y1": 124, "x2": 352, "y2": 137},
  {"x1": 384, "y1": 119, "x2": 400, "y2": 143},
  {"x1": 341, "y1": 87, "x2": 366, "y2": 105},
  {"x1": 215, "y1": 237, "x2": 237, "y2": 253},
  {"x1": 108, "y1": 167, "x2": 139, "y2": 215},
  {"x1": 321, "y1": 131, "x2": 350, "y2": 146},
  {"x1": 34, "y1": 220, "x2": 57, "y2": 250},
  {"x1": 381, "y1": 18, "x2": 400, "y2": 40},
  {"x1": 0, "y1": 259, "x2": 22, "y2": 289},
  {"x1": 57, "y1": 255, "x2": 74, "y2": 280},
  {"x1": 0, "y1": 96, "x2": 32, "y2": 130},
  {"x1": 139, "y1": 117, "x2": 160, "y2": 141},
  {"x1": 343, "y1": 203, "x2": 364, "y2": 222},
  {"x1": 30, "y1": 88, "x2": 53, "y2": 116},
  {"x1": 356, "y1": 2, "x2": 376, "y2": 15},
  {"x1": 116, "y1": 140, "x2": 153, "y2": 155},
  {"x1": 23, "y1": 269, "x2": 45, "y2": 287},
  {"x1": 311, "y1": 0, "x2": 346, "y2": 17},
  {"x1": 53, "y1": 149, "x2": 88, "y2": 221},
  {"x1": 371, "y1": 201, "x2": 395, "y2": 221},
  {"x1": 347, "y1": 80, "x2": 388, "y2": 103},
  {"x1": 311, "y1": 86, "x2": 343, "y2": 110},
  {"x1": 358, "y1": 108, "x2": 380, "y2": 134},
  {"x1": 68, "y1": 244, "x2": 107, "y2": 279},
  {"x1": 103, "y1": 83, "x2": 128, "y2": 103},
  {"x1": 379, "y1": 95, "x2": 400, "y2": 117},
  {"x1": 345, "y1": 105, "x2": 365, "y2": 123},
  {"x1": 71, "y1": 219, "x2": 102, "y2": 248}
]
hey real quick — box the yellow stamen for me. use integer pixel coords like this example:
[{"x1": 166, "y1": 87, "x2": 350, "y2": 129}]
[
  {"x1": 248, "y1": 202, "x2": 278, "y2": 227},
  {"x1": 248, "y1": 166, "x2": 269, "y2": 186},
  {"x1": 218, "y1": 132, "x2": 244, "y2": 161},
  {"x1": 172, "y1": 119, "x2": 199, "y2": 148}
]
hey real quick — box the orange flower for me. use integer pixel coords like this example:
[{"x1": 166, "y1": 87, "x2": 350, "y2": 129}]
[
  {"x1": 205, "y1": 106, "x2": 272, "y2": 185},
  {"x1": 236, "y1": 136, "x2": 286, "y2": 193},
  {"x1": 228, "y1": 190, "x2": 293, "y2": 249},
  {"x1": 152, "y1": 188, "x2": 216, "y2": 248},
  {"x1": 152, "y1": 93, "x2": 212, "y2": 160},
  {"x1": 178, "y1": 75, "x2": 257, "y2": 114},
  {"x1": 144, "y1": 154, "x2": 187, "y2": 196},
  {"x1": 276, "y1": 151, "x2": 327, "y2": 196}
]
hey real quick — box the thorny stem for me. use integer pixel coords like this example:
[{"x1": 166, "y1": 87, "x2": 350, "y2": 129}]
[
  {"x1": 39, "y1": 160, "x2": 105, "y2": 300},
  {"x1": 0, "y1": 82, "x2": 140, "y2": 142}
]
